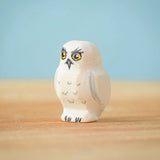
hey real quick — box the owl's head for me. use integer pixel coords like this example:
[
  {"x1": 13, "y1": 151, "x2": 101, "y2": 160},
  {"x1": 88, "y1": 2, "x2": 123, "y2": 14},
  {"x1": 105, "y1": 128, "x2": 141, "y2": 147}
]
[{"x1": 59, "y1": 40, "x2": 102, "y2": 70}]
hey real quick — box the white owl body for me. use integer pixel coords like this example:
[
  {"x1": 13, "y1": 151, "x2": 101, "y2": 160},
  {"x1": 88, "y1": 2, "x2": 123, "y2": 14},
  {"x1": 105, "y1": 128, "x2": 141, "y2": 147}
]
[{"x1": 54, "y1": 40, "x2": 110, "y2": 122}]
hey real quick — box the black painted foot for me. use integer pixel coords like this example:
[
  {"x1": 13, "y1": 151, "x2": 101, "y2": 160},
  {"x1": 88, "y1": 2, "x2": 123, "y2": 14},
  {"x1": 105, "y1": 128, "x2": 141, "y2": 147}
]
[
  {"x1": 65, "y1": 115, "x2": 72, "y2": 122},
  {"x1": 75, "y1": 117, "x2": 82, "y2": 122}
]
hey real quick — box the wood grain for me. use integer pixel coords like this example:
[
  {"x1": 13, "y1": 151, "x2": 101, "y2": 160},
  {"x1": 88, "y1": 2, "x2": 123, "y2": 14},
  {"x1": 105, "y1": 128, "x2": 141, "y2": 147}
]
[{"x1": 0, "y1": 80, "x2": 160, "y2": 160}]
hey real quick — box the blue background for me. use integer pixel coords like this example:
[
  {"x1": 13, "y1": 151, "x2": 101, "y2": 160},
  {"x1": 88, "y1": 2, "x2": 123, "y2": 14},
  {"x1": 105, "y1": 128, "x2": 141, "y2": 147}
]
[{"x1": 0, "y1": 0, "x2": 160, "y2": 80}]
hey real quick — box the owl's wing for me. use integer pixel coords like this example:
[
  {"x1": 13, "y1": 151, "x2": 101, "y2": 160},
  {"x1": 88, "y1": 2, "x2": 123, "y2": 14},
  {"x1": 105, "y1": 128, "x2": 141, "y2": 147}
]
[
  {"x1": 54, "y1": 68, "x2": 61, "y2": 99},
  {"x1": 89, "y1": 71, "x2": 110, "y2": 107}
]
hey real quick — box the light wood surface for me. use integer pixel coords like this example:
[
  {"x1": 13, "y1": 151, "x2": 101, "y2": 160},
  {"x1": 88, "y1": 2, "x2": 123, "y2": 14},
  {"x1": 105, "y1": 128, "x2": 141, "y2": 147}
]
[{"x1": 0, "y1": 80, "x2": 160, "y2": 160}]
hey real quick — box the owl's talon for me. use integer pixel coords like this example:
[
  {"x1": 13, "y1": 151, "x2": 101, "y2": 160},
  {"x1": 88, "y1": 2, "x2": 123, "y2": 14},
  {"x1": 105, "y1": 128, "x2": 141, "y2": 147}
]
[
  {"x1": 64, "y1": 115, "x2": 72, "y2": 122},
  {"x1": 68, "y1": 117, "x2": 72, "y2": 122},
  {"x1": 65, "y1": 115, "x2": 67, "y2": 121},
  {"x1": 75, "y1": 117, "x2": 82, "y2": 122}
]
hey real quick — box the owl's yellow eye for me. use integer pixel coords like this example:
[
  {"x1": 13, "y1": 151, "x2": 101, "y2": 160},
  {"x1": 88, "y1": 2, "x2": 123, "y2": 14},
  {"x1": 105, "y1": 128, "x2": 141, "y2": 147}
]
[
  {"x1": 71, "y1": 53, "x2": 82, "y2": 61},
  {"x1": 61, "y1": 51, "x2": 67, "y2": 60}
]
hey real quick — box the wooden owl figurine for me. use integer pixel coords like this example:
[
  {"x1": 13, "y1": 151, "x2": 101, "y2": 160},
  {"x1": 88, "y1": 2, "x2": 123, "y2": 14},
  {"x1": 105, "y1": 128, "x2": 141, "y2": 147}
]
[{"x1": 54, "y1": 40, "x2": 110, "y2": 122}]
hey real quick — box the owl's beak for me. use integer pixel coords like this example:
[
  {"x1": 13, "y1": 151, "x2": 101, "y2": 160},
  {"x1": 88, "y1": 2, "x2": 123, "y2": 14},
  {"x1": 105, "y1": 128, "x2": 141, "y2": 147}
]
[{"x1": 65, "y1": 58, "x2": 73, "y2": 69}]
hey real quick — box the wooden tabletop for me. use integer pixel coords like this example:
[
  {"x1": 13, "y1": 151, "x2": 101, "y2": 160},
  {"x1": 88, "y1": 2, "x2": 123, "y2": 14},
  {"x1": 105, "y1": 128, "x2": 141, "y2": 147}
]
[{"x1": 0, "y1": 80, "x2": 160, "y2": 160}]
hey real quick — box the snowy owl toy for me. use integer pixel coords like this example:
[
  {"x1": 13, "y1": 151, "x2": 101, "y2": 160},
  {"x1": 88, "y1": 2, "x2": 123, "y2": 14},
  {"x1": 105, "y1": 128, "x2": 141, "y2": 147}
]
[{"x1": 54, "y1": 40, "x2": 110, "y2": 122}]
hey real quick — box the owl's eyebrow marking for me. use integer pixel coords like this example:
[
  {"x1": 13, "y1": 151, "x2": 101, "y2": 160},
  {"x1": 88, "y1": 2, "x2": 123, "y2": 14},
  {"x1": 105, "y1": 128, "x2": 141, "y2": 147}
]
[
  {"x1": 71, "y1": 48, "x2": 84, "y2": 54},
  {"x1": 62, "y1": 47, "x2": 67, "y2": 53}
]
